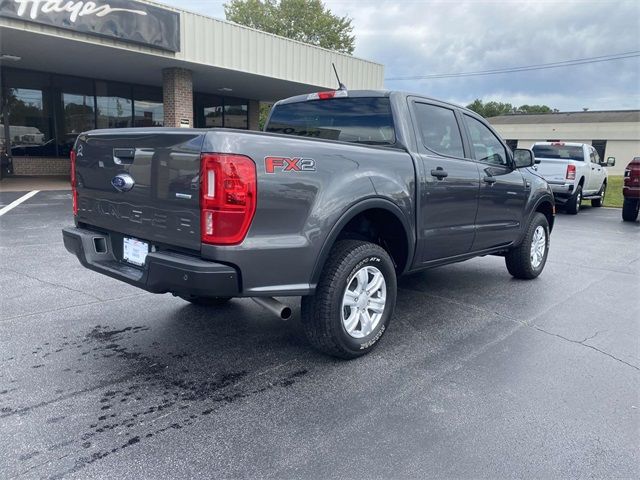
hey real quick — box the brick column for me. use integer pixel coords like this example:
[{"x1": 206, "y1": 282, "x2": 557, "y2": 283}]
[
  {"x1": 248, "y1": 100, "x2": 260, "y2": 131},
  {"x1": 163, "y1": 68, "x2": 193, "y2": 128}
]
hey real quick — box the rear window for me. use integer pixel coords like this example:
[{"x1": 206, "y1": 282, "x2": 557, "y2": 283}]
[
  {"x1": 266, "y1": 97, "x2": 395, "y2": 145},
  {"x1": 533, "y1": 145, "x2": 584, "y2": 161}
]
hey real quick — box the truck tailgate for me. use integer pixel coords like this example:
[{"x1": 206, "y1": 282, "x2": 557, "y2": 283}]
[
  {"x1": 74, "y1": 130, "x2": 205, "y2": 251},
  {"x1": 535, "y1": 157, "x2": 573, "y2": 183}
]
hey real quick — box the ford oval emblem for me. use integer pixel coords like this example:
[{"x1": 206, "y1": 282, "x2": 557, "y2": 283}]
[{"x1": 111, "y1": 174, "x2": 135, "y2": 192}]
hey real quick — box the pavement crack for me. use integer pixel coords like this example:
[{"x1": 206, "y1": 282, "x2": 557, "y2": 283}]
[
  {"x1": 532, "y1": 325, "x2": 639, "y2": 371},
  {"x1": 3, "y1": 268, "x2": 103, "y2": 301},
  {"x1": 398, "y1": 285, "x2": 639, "y2": 372}
]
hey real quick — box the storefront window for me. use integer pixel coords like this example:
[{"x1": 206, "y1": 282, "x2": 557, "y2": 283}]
[
  {"x1": 96, "y1": 82, "x2": 133, "y2": 129},
  {"x1": 224, "y1": 98, "x2": 248, "y2": 129},
  {"x1": 2, "y1": 68, "x2": 56, "y2": 156},
  {"x1": 134, "y1": 86, "x2": 163, "y2": 127},
  {"x1": 54, "y1": 75, "x2": 96, "y2": 157},
  {"x1": 195, "y1": 94, "x2": 223, "y2": 128}
]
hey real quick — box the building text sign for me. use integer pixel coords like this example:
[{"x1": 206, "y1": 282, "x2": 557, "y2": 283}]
[{"x1": 0, "y1": 0, "x2": 180, "y2": 52}]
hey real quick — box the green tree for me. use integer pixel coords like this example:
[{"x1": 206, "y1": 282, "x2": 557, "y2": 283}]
[
  {"x1": 517, "y1": 104, "x2": 553, "y2": 114},
  {"x1": 467, "y1": 99, "x2": 555, "y2": 118},
  {"x1": 466, "y1": 99, "x2": 514, "y2": 118},
  {"x1": 224, "y1": 0, "x2": 355, "y2": 54}
]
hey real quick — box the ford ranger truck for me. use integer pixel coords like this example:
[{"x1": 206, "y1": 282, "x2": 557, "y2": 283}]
[
  {"x1": 532, "y1": 142, "x2": 614, "y2": 214},
  {"x1": 63, "y1": 90, "x2": 555, "y2": 359}
]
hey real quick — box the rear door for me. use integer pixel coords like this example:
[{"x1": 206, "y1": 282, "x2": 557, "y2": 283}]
[
  {"x1": 462, "y1": 114, "x2": 527, "y2": 250},
  {"x1": 409, "y1": 100, "x2": 480, "y2": 263},
  {"x1": 75, "y1": 130, "x2": 204, "y2": 251}
]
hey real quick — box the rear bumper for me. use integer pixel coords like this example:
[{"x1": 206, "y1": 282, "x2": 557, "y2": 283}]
[
  {"x1": 547, "y1": 182, "x2": 574, "y2": 200},
  {"x1": 623, "y1": 186, "x2": 640, "y2": 199},
  {"x1": 62, "y1": 227, "x2": 240, "y2": 297}
]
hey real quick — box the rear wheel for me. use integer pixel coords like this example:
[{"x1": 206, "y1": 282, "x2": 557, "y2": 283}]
[
  {"x1": 301, "y1": 240, "x2": 397, "y2": 359},
  {"x1": 180, "y1": 295, "x2": 232, "y2": 306},
  {"x1": 505, "y1": 212, "x2": 550, "y2": 280},
  {"x1": 622, "y1": 198, "x2": 640, "y2": 222},
  {"x1": 591, "y1": 182, "x2": 606, "y2": 207},
  {"x1": 566, "y1": 185, "x2": 582, "y2": 214}
]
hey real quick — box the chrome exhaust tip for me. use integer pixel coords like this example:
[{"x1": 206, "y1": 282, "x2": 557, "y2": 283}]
[{"x1": 252, "y1": 297, "x2": 292, "y2": 321}]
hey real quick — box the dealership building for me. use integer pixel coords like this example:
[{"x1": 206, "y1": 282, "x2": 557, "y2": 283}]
[
  {"x1": 489, "y1": 110, "x2": 640, "y2": 175},
  {"x1": 0, "y1": 0, "x2": 383, "y2": 178}
]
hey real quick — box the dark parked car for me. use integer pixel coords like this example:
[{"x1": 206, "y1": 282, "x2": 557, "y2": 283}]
[
  {"x1": 63, "y1": 90, "x2": 555, "y2": 358},
  {"x1": 623, "y1": 157, "x2": 640, "y2": 222}
]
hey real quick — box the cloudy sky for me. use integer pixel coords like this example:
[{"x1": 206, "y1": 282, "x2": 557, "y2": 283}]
[{"x1": 158, "y1": 0, "x2": 640, "y2": 111}]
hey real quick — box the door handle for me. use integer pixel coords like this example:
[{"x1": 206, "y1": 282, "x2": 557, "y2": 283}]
[
  {"x1": 483, "y1": 175, "x2": 497, "y2": 185},
  {"x1": 113, "y1": 148, "x2": 136, "y2": 165},
  {"x1": 431, "y1": 168, "x2": 448, "y2": 179}
]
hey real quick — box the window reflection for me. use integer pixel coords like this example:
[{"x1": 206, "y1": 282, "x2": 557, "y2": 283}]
[
  {"x1": 96, "y1": 82, "x2": 132, "y2": 129},
  {"x1": 223, "y1": 99, "x2": 248, "y2": 129},
  {"x1": 6, "y1": 88, "x2": 55, "y2": 156},
  {"x1": 134, "y1": 86, "x2": 163, "y2": 127}
]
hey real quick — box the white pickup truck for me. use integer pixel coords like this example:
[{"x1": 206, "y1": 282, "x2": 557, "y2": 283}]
[{"x1": 531, "y1": 142, "x2": 615, "y2": 214}]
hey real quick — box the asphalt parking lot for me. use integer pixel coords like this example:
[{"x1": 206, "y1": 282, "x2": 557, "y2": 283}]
[{"x1": 1, "y1": 190, "x2": 638, "y2": 479}]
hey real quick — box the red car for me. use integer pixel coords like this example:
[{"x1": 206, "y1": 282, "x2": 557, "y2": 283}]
[{"x1": 623, "y1": 157, "x2": 640, "y2": 222}]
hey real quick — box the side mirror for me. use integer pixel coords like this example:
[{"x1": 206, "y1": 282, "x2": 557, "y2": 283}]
[
  {"x1": 607, "y1": 157, "x2": 616, "y2": 167},
  {"x1": 513, "y1": 148, "x2": 534, "y2": 168}
]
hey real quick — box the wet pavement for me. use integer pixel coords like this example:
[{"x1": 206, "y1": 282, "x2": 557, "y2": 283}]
[{"x1": 1, "y1": 191, "x2": 638, "y2": 479}]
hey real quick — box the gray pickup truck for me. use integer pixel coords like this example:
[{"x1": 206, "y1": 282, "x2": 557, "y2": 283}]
[{"x1": 63, "y1": 90, "x2": 555, "y2": 358}]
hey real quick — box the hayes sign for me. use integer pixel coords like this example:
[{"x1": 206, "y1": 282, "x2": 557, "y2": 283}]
[{"x1": 0, "y1": 0, "x2": 180, "y2": 52}]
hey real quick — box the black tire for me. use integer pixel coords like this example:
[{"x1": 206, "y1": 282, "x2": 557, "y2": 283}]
[
  {"x1": 505, "y1": 212, "x2": 550, "y2": 280},
  {"x1": 622, "y1": 198, "x2": 640, "y2": 222},
  {"x1": 566, "y1": 185, "x2": 582, "y2": 214},
  {"x1": 179, "y1": 295, "x2": 233, "y2": 306},
  {"x1": 591, "y1": 182, "x2": 606, "y2": 207},
  {"x1": 301, "y1": 240, "x2": 397, "y2": 359}
]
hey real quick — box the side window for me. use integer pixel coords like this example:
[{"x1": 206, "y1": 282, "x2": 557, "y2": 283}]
[
  {"x1": 589, "y1": 150, "x2": 596, "y2": 164},
  {"x1": 464, "y1": 115, "x2": 508, "y2": 166},
  {"x1": 593, "y1": 149, "x2": 601, "y2": 165},
  {"x1": 414, "y1": 103, "x2": 465, "y2": 158}
]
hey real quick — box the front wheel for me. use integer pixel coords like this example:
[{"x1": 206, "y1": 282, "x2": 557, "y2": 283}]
[
  {"x1": 505, "y1": 212, "x2": 550, "y2": 280},
  {"x1": 301, "y1": 240, "x2": 397, "y2": 359},
  {"x1": 622, "y1": 198, "x2": 640, "y2": 222},
  {"x1": 566, "y1": 185, "x2": 582, "y2": 214}
]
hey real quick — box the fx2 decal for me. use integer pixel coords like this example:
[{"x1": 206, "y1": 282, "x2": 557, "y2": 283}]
[{"x1": 265, "y1": 157, "x2": 316, "y2": 174}]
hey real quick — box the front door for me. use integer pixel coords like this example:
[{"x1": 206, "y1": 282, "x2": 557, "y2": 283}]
[
  {"x1": 410, "y1": 101, "x2": 480, "y2": 264},
  {"x1": 462, "y1": 114, "x2": 527, "y2": 251}
]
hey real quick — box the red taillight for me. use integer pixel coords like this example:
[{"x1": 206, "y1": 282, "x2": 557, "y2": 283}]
[
  {"x1": 70, "y1": 149, "x2": 78, "y2": 216},
  {"x1": 566, "y1": 164, "x2": 576, "y2": 180},
  {"x1": 200, "y1": 153, "x2": 256, "y2": 245}
]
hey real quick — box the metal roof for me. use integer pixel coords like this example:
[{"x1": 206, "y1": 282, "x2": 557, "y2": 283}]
[{"x1": 488, "y1": 110, "x2": 640, "y2": 125}]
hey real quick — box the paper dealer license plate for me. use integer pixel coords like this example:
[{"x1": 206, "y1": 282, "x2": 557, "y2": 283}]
[{"x1": 123, "y1": 237, "x2": 149, "y2": 266}]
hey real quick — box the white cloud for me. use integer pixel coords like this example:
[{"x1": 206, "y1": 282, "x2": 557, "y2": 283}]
[{"x1": 158, "y1": 0, "x2": 640, "y2": 110}]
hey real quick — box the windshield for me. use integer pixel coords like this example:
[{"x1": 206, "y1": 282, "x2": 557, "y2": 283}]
[
  {"x1": 266, "y1": 97, "x2": 395, "y2": 145},
  {"x1": 533, "y1": 144, "x2": 584, "y2": 161}
]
